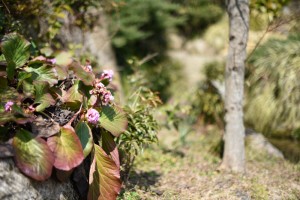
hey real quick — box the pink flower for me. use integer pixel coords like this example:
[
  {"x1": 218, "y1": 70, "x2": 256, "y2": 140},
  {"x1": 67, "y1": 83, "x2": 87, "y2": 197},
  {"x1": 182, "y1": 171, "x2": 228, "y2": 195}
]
[
  {"x1": 102, "y1": 90, "x2": 114, "y2": 106},
  {"x1": 47, "y1": 58, "x2": 56, "y2": 64},
  {"x1": 4, "y1": 101, "x2": 14, "y2": 112},
  {"x1": 95, "y1": 82, "x2": 105, "y2": 89},
  {"x1": 100, "y1": 70, "x2": 114, "y2": 82},
  {"x1": 83, "y1": 64, "x2": 92, "y2": 72},
  {"x1": 86, "y1": 108, "x2": 100, "y2": 124}
]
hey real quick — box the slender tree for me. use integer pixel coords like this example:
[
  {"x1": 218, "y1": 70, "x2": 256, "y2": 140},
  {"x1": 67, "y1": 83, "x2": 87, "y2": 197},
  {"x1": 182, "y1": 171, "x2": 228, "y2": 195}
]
[{"x1": 221, "y1": 0, "x2": 250, "y2": 172}]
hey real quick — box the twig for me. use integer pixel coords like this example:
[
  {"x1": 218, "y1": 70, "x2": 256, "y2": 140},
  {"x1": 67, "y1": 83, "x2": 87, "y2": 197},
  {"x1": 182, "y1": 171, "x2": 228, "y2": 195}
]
[
  {"x1": 138, "y1": 53, "x2": 158, "y2": 66},
  {"x1": 1, "y1": 0, "x2": 10, "y2": 14}
]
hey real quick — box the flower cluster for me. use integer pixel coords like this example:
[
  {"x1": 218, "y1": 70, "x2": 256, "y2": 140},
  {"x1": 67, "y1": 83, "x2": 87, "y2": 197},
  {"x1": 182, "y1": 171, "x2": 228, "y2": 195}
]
[
  {"x1": 4, "y1": 101, "x2": 14, "y2": 112},
  {"x1": 86, "y1": 108, "x2": 100, "y2": 124},
  {"x1": 100, "y1": 70, "x2": 114, "y2": 82},
  {"x1": 90, "y1": 79, "x2": 114, "y2": 106}
]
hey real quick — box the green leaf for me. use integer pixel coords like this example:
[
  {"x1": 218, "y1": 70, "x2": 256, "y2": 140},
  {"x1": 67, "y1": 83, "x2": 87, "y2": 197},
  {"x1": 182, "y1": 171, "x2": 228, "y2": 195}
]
[
  {"x1": 47, "y1": 126, "x2": 84, "y2": 171},
  {"x1": 88, "y1": 144, "x2": 121, "y2": 200},
  {"x1": 34, "y1": 81, "x2": 56, "y2": 112},
  {"x1": 99, "y1": 106, "x2": 128, "y2": 137},
  {"x1": 63, "y1": 80, "x2": 83, "y2": 104},
  {"x1": 75, "y1": 121, "x2": 93, "y2": 158},
  {"x1": 54, "y1": 51, "x2": 73, "y2": 66},
  {"x1": 55, "y1": 65, "x2": 68, "y2": 80},
  {"x1": 24, "y1": 65, "x2": 58, "y2": 86},
  {"x1": 69, "y1": 62, "x2": 95, "y2": 86},
  {"x1": 1, "y1": 33, "x2": 31, "y2": 79},
  {"x1": 12, "y1": 129, "x2": 54, "y2": 181},
  {"x1": 102, "y1": 131, "x2": 120, "y2": 168},
  {"x1": 0, "y1": 87, "x2": 21, "y2": 104}
]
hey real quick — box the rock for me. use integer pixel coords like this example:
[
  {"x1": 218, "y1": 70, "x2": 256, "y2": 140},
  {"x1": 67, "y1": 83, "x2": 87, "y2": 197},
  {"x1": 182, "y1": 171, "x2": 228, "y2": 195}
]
[
  {"x1": 246, "y1": 129, "x2": 284, "y2": 159},
  {"x1": 168, "y1": 33, "x2": 184, "y2": 50},
  {"x1": 0, "y1": 159, "x2": 78, "y2": 200}
]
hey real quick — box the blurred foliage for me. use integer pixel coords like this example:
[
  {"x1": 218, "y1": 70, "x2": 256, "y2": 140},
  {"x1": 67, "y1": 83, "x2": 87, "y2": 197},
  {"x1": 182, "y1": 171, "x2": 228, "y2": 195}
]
[
  {"x1": 0, "y1": 0, "x2": 104, "y2": 44},
  {"x1": 190, "y1": 61, "x2": 225, "y2": 128},
  {"x1": 109, "y1": 0, "x2": 184, "y2": 65},
  {"x1": 245, "y1": 34, "x2": 300, "y2": 140},
  {"x1": 250, "y1": 0, "x2": 291, "y2": 21},
  {"x1": 172, "y1": 0, "x2": 224, "y2": 38},
  {"x1": 163, "y1": 101, "x2": 194, "y2": 145},
  {"x1": 117, "y1": 67, "x2": 161, "y2": 181},
  {"x1": 123, "y1": 57, "x2": 183, "y2": 102},
  {"x1": 203, "y1": 15, "x2": 228, "y2": 53}
]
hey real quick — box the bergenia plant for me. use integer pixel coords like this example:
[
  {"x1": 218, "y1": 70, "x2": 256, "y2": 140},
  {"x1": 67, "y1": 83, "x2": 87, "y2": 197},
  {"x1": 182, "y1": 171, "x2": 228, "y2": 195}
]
[{"x1": 0, "y1": 33, "x2": 128, "y2": 200}]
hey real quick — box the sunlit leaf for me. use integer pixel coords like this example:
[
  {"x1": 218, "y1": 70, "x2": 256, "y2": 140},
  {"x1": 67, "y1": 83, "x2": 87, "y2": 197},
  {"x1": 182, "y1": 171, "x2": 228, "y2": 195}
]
[
  {"x1": 55, "y1": 65, "x2": 68, "y2": 80},
  {"x1": 88, "y1": 144, "x2": 121, "y2": 200},
  {"x1": 102, "y1": 131, "x2": 120, "y2": 168},
  {"x1": 63, "y1": 80, "x2": 83, "y2": 103},
  {"x1": 55, "y1": 51, "x2": 73, "y2": 66},
  {"x1": 1, "y1": 33, "x2": 30, "y2": 79},
  {"x1": 99, "y1": 106, "x2": 128, "y2": 137},
  {"x1": 12, "y1": 129, "x2": 54, "y2": 181},
  {"x1": 69, "y1": 62, "x2": 95, "y2": 86},
  {"x1": 34, "y1": 81, "x2": 56, "y2": 112},
  {"x1": 24, "y1": 65, "x2": 58, "y2": 86},
  {"x1": 47, "y1": 126, "x2": 84, "y2": 171},
  {"x1": 40, "y1": 47, "x2": 53, "y2": 57},
  {"x1": 75, "y1": 121, "x2": 93, "y2": 158}
]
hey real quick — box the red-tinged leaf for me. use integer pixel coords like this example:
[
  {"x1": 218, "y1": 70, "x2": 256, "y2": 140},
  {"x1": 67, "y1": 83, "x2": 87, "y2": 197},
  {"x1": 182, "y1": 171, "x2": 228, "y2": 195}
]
[
  {"x1": 69, "y1": 62, "x2": 95, "y2": 86},
  {"x1": 102, "y1": 131, "x2": 120, "y2": 169},
  {"x1": 99, "y1": 106, "x2": 128, "y2": 137},
  {"x1": 75, "y1": 121, "x2": 93, "y2": 158},
  {"x1": 47, "y1": 127, "x2": 84, "y2": 171},
  {"x1": 88, "y1": 145, "x2": 121, "y2": 200},
  {"x1": 88, "y1": 154, "x2": 99, "y2": 200},
  {"x1": 12, "y1": 129, "x2": 54, "y2": 181}
]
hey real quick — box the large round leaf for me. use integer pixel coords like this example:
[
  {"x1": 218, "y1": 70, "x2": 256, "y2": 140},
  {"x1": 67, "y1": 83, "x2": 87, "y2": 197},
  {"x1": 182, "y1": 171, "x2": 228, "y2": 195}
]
[
  {"x1": 47, "y1": 127, "x2": 84, "y2": 171},
  {"x1": 75, "y1": 121, "x2": 93, "y2": 158},
  {"x1": 88, "y1": 144, "x2": 121, "y2": 200},
  {"x1": 12, "y1": 129, "x2": 54, "y2": 181},
  {"x1": 102, "y1": 131, "x2": 120, "y2": 169},
  {"x1": 99, "y1": 106, "x2": 128, "y2": 137}
]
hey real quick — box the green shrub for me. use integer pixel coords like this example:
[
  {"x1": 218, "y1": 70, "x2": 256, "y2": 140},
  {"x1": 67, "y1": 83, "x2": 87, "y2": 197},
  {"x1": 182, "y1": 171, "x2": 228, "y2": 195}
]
[
  {"x1": 245, "y1": 35, "x2": 300, "y2": 139},
  {"x1": 189, "y1": 61, "x2": 225, "y2": 128},
  {"x1": 109, "y1": 0, "x2": 184, "y2": 65},
  {"x1": 117, "y1": 68, "x2": 161, "y2": 181},
  {"x1": 174, "y1": 1, "x2": 224, "y2": 38}
]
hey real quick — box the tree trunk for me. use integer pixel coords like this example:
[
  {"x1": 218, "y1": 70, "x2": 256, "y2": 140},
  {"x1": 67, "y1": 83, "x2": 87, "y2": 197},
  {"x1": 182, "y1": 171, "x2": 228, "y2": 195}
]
[{"x1": 221, "y1": 0, "x2": 249, "y2": 172}]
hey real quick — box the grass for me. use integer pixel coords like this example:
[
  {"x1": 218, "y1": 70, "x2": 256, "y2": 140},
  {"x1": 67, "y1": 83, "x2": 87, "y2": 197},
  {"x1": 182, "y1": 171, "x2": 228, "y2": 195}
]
[{"x1": 119, "y1": 126, "x2": 300, "y2": 200}]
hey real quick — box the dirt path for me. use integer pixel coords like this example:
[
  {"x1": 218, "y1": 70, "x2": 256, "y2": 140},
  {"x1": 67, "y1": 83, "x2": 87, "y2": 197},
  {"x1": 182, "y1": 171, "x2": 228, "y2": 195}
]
[{"x1": 120, "y1": 128, "x2": 300, "y2": 200}]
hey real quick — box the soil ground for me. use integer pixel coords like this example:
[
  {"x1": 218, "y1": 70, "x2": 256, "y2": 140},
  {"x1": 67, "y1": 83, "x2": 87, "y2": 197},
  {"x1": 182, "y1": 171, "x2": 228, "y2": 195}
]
[{"x1": 119, "y1": 127, "x2": 300, "y2": 200}]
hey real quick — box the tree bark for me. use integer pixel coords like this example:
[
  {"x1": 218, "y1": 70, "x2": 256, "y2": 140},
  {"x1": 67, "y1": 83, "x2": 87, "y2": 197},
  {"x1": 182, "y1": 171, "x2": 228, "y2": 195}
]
[{"x1": 221, "y1": 0, "x2": 249, "y2": 172}]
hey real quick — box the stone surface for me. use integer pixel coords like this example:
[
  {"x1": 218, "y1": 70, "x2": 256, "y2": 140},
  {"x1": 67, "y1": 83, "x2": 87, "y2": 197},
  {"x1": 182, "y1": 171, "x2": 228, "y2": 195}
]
[
  {"x1": 0, "y1": 159, "x2": 78, "y2": 200},
  {"x1": 246, "y1": 129, "x2": 284, "y2": 159}
]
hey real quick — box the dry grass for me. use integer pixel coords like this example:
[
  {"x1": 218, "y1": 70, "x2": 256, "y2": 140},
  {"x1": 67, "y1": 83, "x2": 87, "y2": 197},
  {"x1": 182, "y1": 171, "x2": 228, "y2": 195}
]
[{"x1": 119, "y1": 127, "x2": 300, "y2": 200}]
